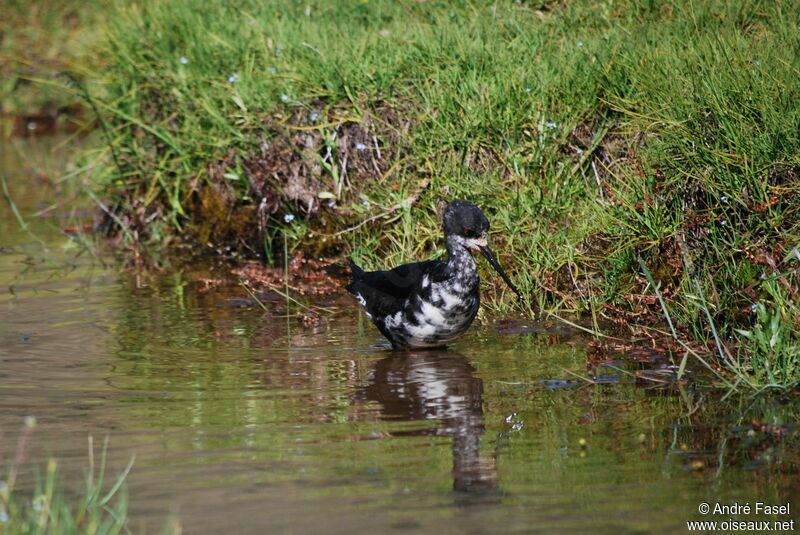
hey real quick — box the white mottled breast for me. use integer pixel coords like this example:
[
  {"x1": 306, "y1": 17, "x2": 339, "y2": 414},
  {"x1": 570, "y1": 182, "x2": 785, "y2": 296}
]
[{"x1": 389, "y1": 272, "x2": 479, "y2": 348}]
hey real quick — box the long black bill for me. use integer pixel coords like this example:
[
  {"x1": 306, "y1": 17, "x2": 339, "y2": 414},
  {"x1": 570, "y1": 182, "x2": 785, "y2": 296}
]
[{"x1": 478, "y1": 245, "x2": 525, "y2": 302}]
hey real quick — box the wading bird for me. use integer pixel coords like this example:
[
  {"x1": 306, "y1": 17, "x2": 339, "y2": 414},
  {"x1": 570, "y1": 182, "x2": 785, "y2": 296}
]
[{"x1": 347, "y1": 200, "x2": 523, "y2": 348}]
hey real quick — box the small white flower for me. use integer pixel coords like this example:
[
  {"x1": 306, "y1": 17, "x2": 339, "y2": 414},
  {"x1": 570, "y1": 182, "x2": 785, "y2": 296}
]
[
  {"x1": 228, "y1": 73, "x2": 240, "y2": 83},
  {"x1": 280, "y1": 94, "x2": 289, "y2": 102},
  {"x1": 309, "y1": 112, "x2": 319, "y2": 123},
  {"x1": 575, "y1": 148, "x2": 583, "y2": 155},
  {"x1": 576, "y1": 41, "x2": 584, "y2": 47},
  {"x1": 355, "y1": 142, "x2": 367, "y2": 151},
  {"x1": 750, "y1": 303, "x2": 758, "y2": 311},
  {"x1": 545, "y1": 120, "x2": 557, "y2": 129},
  {"x1": 754, "y1": 60, "x2": 761, "y2": 66},
  {"x1": 720, "y1": 220, "x2": 727, "y2": 226},
  {"x1": 720, "y1": 195, "x2": 728, "y2": 202},
  {"x1": 179, "y1": 56, "x2": 189, "y2": 65},
  {"x1": 283, "y1": 213, "x2": 295, "y2": 223},
  {"x1": 327, "y1": 200, "x2": 336, "y2": 208},
  {"x1": 267, "y1": 66, "x2": 277, "y2": 74},
  {"x1": 525, "y1": 87, "x2": 532, "y2": 93},
  {"x1": 361, "y1": 199, "x2": 370, "y2": 207}
]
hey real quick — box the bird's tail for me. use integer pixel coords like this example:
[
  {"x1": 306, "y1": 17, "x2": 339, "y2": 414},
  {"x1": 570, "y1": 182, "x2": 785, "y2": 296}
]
[{"x1": 345, "y1": 259, "x2": 364, "y2": 294}]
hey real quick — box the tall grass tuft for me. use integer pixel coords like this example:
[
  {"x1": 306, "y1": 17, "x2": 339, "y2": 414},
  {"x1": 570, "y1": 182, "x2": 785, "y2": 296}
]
[{"x1": 1, "y1": 419, "x2": 132, "y2": 535}]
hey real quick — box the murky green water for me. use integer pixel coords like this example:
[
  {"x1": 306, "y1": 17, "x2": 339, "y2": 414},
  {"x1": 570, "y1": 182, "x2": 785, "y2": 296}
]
[{"x1": 1, "y1": 139, "x2": 798, "y2": 533}]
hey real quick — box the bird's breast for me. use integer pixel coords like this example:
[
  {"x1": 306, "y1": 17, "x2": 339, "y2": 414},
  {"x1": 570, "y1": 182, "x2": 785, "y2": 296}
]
[{"x1": 392, "y1": 277, "x2": 479, "y2": 347}]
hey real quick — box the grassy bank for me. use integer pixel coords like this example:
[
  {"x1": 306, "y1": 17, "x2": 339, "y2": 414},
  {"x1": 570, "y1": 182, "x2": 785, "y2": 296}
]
[{"x1": 83, "y1": 0, "x2": 800, "y2": 386}]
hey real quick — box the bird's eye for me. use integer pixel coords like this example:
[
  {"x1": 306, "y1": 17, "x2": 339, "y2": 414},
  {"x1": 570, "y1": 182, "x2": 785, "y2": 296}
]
[{"x1": 463, "y1": 228, "x2": 475, "y2": 238}]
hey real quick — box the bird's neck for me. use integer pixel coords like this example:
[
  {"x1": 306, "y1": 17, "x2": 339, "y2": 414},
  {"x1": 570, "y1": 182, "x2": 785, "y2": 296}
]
[{"x1": 445, "y1": 235, "x2": 478, "y2": 279}]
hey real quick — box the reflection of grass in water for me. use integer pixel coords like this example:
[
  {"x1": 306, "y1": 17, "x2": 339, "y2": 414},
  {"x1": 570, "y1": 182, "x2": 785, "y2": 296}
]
[
  {"x1": 478, "y1": 332, "x2": 799, "y2": 472},
  {"x1": 102, "y1": 280, "x2": 800, "y2": 510},
  {"x1": 0, "y1": 419, "x2": 133, "y2": 534},
  {"x1": 486, "y1": 371, "x2": 798, "y2": 529}
]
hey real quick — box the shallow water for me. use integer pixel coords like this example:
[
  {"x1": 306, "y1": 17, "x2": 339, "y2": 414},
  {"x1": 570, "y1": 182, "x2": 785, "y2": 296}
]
[{"x1": 1, "y1": 139, "x2": 798, "y2": 533}]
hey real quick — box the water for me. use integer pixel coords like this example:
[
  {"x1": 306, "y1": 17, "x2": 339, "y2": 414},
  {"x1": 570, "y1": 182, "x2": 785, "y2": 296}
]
[{"x1": 1, "y1": 139, "x2": 798, "y2": 533}]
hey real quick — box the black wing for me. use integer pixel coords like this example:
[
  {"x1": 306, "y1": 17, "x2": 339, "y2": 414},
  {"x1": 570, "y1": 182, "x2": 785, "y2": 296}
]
[{"x1": 346, "y1": 259, "x2": 448, "y2": 318}]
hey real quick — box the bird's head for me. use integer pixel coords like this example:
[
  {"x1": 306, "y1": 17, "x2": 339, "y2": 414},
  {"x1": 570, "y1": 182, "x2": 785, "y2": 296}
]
[
  {"x1": 442, "y1": 200, "x2": 524, "y2": 301},
  {"x1": 443, "y1": 199, "x2": 490, "y2": 251}
]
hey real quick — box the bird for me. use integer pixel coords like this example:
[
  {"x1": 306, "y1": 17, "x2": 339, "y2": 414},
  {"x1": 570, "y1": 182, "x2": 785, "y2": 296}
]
[{"x1": 346, "y1": 200, "x2": 524, "y2": 349}]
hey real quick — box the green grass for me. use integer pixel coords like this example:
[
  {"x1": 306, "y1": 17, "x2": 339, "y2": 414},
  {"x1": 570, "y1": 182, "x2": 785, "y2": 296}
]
[
  {"x1": 50, "y1": 0, "x2": 800, "y2": 387},
  {"x1": 1, "y1": 420, "x2": 131, "y2": 534},
  {"x1": 0, "y1": 0, "x2": 109, "y2": 117}
]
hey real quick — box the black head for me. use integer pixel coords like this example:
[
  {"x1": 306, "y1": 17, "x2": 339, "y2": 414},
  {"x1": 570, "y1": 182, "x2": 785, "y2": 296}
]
[
  {"x1": 443, "y1": 200, "x2": 489, "y2": 240},
  {"x1": 442, "y1": 199, "x2": 525, "y2": 302}
]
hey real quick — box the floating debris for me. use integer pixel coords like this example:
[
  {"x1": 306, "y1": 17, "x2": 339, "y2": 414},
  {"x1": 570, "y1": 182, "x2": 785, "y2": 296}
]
[
  {"x1": 233, "y1": 253, "x2": 347, "y2": 298},
  {"x1": 688, "y1": 459, "x2": 705, "y2": 471},
  {"x1": 496, "y1": 322, "x2": 539, "y2": 335},
  {"x1": 540, "y1": 379, "x2": 581, "y2": 390},
  {"x1": 216, "y1": 298, "x2": 257, "y2": 308},
  {"x1": 591, "y1": 374, "x2": 620, "y2": 384}
]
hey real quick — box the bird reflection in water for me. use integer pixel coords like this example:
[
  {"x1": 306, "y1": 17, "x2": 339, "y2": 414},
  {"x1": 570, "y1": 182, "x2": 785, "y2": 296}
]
[{"x1": 361, "y1": 352, "x2": 498, "y2": 495}]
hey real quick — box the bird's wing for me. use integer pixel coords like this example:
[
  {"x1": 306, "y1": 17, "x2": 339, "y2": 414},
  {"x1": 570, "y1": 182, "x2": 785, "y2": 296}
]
[{"x1": 346, "y1": 259, "x2": 448, "y2": 318}]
